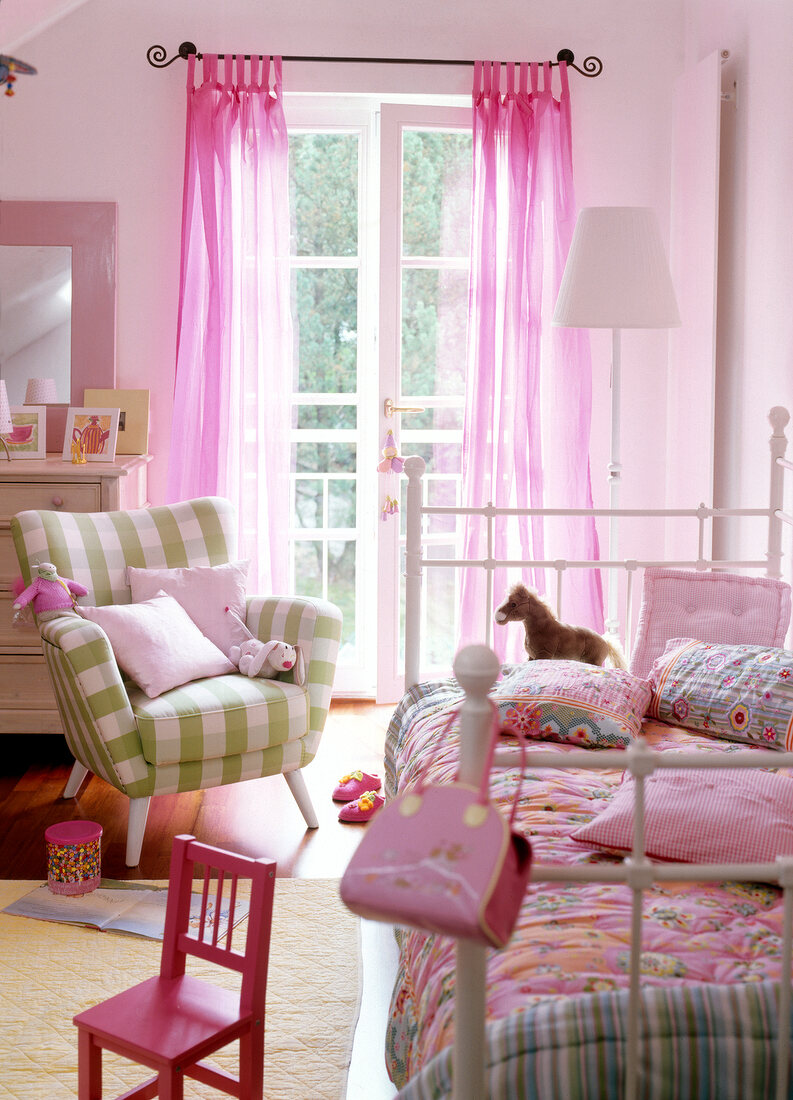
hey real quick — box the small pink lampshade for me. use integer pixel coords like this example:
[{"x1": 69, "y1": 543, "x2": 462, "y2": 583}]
[
  {"x1": 0, "y1": 380, "x2": 12, "y2": 436},
  {"x1": 24, "y1": 377, "x2": 59, "y2": 404}
]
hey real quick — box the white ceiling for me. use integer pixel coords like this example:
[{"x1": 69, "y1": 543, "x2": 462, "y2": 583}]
[{"x1": 0, "y1": 0, "x2": 92, "y2": 52}]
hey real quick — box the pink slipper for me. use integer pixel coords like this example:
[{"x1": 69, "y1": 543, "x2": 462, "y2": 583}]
[
  {"x1": 332, "y1": 769, "x2": 382, "y2": 802},
  {"x1": 338, "y1": 790, "x2": 385, "y2": 823}
]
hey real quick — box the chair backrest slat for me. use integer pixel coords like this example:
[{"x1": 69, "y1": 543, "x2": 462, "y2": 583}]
[{"x1": 161, "y1": 834, "x2": 276, "y2": 1012}]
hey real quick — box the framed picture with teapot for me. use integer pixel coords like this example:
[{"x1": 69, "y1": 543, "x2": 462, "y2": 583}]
[{"x1": 62, "y1": 407, "x2": 120, "y2": 463}]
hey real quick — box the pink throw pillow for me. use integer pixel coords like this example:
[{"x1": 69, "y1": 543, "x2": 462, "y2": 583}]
[
  {"x1": 127, "y1": 560, "x2": 249, "y2": 658},
  {"x1": 629, "y1": 569, "x2": 791, "y2": 680},
  {"x1": 571, "y1": 768, "x2": 793, "y2": 864},
  {"x1": 79, "y1": 593, "x2": 235, "y2": 699}
]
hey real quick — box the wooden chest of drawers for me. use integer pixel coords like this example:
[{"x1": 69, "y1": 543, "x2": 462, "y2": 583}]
[{"x1": 0, "y1": 455, "x2": 150, "y2": 734}]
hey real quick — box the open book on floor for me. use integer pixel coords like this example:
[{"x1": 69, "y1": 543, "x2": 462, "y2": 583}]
[{"x1": 1, "y1": 878, "x2": 249, "y2": 941}]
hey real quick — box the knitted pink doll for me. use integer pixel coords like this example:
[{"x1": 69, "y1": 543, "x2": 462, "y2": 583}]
[
  {"x1": 377, "y1": 430, "x2": 404, "y2": 474},
  {"x1": 12, "y1": 562, "x2": 88, "y2": 623}
]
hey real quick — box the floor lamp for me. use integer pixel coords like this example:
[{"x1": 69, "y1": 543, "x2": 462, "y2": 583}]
[{"x1": 552, "y1": 206, "x2": 681, "y2": 636}]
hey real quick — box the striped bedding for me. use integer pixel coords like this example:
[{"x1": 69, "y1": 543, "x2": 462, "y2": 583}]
[{"x1": 383, "y1": 678, "x2": 793, "y2": 1099}]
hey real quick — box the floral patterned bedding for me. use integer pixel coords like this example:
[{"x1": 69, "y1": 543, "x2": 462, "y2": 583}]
[{"x1": 383, "y1": 677, "x2": 793, "y2": 1098}]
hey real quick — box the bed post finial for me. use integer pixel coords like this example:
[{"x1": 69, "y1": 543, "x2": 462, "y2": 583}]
[{"x1": 769, "y1": 406, "x2": 791, "y2": 435}]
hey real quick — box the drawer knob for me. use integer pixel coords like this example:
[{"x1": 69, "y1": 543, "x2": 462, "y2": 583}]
[{"x1": 51, "y1": 496, "x2": 64, "y2": 508}]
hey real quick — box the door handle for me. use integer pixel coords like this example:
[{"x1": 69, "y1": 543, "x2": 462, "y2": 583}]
[{"x1": 384, "y1": 397, "x2": 425, "y2": 418}]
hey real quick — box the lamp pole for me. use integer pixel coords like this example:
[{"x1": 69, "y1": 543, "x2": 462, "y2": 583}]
[{"x1": 606, "y1": 327, "x2": 622, "y2": 636}]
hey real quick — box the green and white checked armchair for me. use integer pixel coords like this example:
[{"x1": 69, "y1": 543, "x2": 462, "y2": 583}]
[{"x1": 11, "y1": 497, "x2": 342, "y2": 866}]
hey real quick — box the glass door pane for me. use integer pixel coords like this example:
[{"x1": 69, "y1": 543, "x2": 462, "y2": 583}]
[
  {"x1": 288, "y1": 121, "x2": 374, "y2": 694},
  {"x1": 378, "y1": 106, "x2": 472, "y2": 701}
]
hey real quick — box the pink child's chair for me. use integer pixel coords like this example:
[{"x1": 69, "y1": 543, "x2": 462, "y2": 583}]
[{"x1": 73, "y1": 835, "x2": 276, "y2": 1099}]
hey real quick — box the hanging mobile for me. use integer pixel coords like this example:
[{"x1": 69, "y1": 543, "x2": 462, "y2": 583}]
[
  {"x1": 0, "y1": 56, "x2": 38, "y2": 98},
  {"x1": 378, "y1": 429, "x2": 404, "y2": 521}
]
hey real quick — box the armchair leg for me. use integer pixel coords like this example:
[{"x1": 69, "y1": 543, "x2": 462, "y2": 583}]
[
  {"x1": 284, "y1": 770, "x2": 319, "y2": 829},
  {"x1": 63, "y1": 761, "x2": 90, "y2": 799},
  {"x1": 125, "y1": 796, "x2": 152, "y2": 867}
]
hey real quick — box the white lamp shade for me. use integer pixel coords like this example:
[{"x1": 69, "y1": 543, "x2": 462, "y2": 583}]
[
  {"x1": 552, "y1": 206, "x2": 681, "y2": 329},
  {"x1": 0, "y1": 380, "x2": 12, "y2": 435},
  {"x1": 24, "y1": 377, "x2": 59, "y2": 404}
]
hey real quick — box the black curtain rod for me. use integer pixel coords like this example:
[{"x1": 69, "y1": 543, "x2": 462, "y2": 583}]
[{"x1": 147, "y1": 42, "x2": 604, "y2": 78}]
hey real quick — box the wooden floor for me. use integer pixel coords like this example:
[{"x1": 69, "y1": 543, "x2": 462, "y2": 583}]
[
  {"x1": 0, "y1": 700, "x2": 394, "y2": 880},
  {"x1": 0, "y1": 699, "x2": 400, "y2": 1098}
]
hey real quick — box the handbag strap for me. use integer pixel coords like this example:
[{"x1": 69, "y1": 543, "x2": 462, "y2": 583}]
[{"x1": 413, "y1": 699, "x2": 527, "y2": 827}]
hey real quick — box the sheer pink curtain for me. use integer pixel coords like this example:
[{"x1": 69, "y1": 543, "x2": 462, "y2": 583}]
[
  {"x1": 167, "y1": 53, "x2": 292, "y2": 593},
  {"x1": 459, "y1": 60, "x2": 603, "y2": 662}
]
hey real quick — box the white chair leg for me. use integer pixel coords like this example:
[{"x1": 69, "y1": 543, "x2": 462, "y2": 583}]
[
  {"x1": 284, "y1": 770, "x2": 319, "y2": 829},
  {"x1": 125, "y1": 796, "x2": 151, "y2": 867},
  {"x1": 63, "y1": 761, "x2": 90, "y2": 799}
]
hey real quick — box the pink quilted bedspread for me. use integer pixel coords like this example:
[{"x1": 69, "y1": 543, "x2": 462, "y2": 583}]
[{"x1": 385, "y1": 701, "x2": 792, "y2": 1089}]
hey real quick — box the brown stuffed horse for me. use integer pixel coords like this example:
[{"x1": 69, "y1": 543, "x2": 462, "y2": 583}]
[{"x1": 494, "y1": 582, "x2": 626, "y2": 668}]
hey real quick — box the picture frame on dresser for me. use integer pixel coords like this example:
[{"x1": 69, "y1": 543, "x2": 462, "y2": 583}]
[
  {"x1": 3, "y1": 407, "x2": 46, "y2": 460},
  {"x1": 83, "y1": 388, "x2": 150, "y2": 455},
  {"x1": 62, "y1": 407, "x2": 120, "y2": 463}
]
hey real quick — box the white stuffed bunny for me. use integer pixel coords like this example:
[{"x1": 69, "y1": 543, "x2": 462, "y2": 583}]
[
  {"x1": 226, "y1": 607, "x2": 305, "y2": 683},
  {"x1": 230, "y1": 638, "x2": 299, "y2": 679}
]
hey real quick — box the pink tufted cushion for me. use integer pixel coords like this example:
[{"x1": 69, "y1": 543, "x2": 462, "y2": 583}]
[
  {"x1": 570, "y1": 768, "x2": 793, "y2": 864},
  {"x1": 629, "y1": 569, "x2": 791, "y2": 680}
]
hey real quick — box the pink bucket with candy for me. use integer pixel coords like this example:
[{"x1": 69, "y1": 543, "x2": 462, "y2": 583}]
[{"x1": 45, "y1": 820, "x2": 102, "y2": 895}]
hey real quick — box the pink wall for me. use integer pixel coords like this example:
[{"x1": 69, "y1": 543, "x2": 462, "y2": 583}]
[{"x1": 0, "y1": 0, "x2": 683, "y2": 508}]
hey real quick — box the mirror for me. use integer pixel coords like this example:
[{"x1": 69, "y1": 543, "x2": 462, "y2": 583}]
[
  {"x1": 0, "y1": 244, "x2": 72, "y2": 404},
  {"x1": 0, "y1": 201, "x2": 117, "y2": 450}
]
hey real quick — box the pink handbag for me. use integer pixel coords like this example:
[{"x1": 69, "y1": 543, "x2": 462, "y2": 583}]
[{"x1": 340, "y1": 703, "x2": 532, "y2": 948}]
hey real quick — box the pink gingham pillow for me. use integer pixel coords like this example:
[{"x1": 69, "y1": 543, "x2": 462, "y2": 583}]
[
  {"x1": 629, "y1": 569, "x2": 791, "y2": 680},
  {"x1": 494, "y1": 661, "x2": 652, "y2": 748},
  {"x1": 571, "y1": 768, "x2": 793, "y2": 863}
]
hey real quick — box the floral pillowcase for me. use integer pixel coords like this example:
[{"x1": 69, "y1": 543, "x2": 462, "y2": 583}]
[
  {"x1": 494, "y1": 661, "x2": 652, "y2": 749},
  {"x1": 648, "y1": 638, "x2": 793, "y2": 750}
]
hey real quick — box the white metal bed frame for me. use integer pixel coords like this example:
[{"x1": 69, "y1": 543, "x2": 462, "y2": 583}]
[{"x1": 400, "y1": 406, "x2": 793, "y2": 1099}]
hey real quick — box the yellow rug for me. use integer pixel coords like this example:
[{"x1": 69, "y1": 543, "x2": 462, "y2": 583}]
[{"x1": 0, "y1": 879, "x2": 361, "y2": 1099}]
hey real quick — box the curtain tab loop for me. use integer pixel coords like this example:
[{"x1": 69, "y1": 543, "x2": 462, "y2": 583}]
[
  {"x1": 530, "y1": 61, "x2": 539, "y2": 94},
  {"x1": 506, "y1": 61, "x2": 515, "y2": 97},
  {"x1": 473, "y1": 59, "x2": 483, "y2": 99},
  {"x1": 558, "y1": 57, "x2": 570, "y2": 99},
  {"x1": 273, "y1": 56, "x2": 283, "y2": 95}
]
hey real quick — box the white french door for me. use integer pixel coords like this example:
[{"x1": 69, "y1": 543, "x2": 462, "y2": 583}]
[{"x1": 283, "y1": 96, "x2": 471, "y2": 700}]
